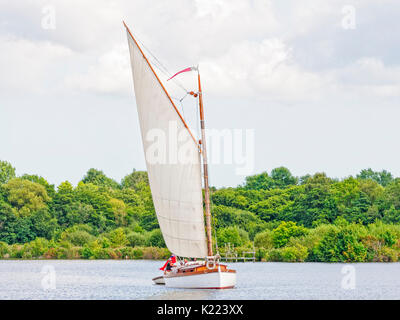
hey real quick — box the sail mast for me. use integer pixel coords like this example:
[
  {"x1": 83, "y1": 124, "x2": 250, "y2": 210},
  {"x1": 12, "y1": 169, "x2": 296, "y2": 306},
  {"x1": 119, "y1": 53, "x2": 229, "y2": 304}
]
[{"x1": 197, "y1": 70, "x2": 214, "y2": 257}]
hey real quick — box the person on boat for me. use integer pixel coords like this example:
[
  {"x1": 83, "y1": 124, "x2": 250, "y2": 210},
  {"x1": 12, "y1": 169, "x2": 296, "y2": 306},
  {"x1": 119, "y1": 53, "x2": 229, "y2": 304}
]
[{"x1": 160, "y1": 255, "x2": 176, "y2": 273}]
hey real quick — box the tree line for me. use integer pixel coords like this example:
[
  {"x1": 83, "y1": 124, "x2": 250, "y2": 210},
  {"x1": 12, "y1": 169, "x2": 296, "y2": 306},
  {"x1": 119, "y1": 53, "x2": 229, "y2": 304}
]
[{"x1": 0, "y1": 160, "x2": 399, "y2": 262}]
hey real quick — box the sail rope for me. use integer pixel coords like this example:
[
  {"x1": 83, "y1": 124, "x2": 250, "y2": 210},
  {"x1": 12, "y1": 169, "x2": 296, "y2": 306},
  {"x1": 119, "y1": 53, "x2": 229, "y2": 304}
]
[
  {"x1": 135, "y1": 37, "x2": 189, "y2": 94},
  {"x1": 170, "y1": 92, "x2": 189, "y2": 120},
  {"x1": 133, "y1": 33, "x2": 202, "y2": 133}
]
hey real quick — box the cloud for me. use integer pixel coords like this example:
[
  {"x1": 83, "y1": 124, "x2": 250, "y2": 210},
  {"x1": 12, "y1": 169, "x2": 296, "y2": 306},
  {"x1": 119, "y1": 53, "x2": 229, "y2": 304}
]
[
  {"x1": 331, "y1": 57, "x2": 400, "y2": 98},
  {"x1": 0, "y1": 0, "x2": 399, "y2": 102},
  {"x1": 0, "y1": 35, "x2": 73, "y2": 94},
  {"x1": 65, "y1": 45, "x2": 132, "y2": 95},
  {"x1": 200, "y1": 38, "x2": 327, "y2": 101}
]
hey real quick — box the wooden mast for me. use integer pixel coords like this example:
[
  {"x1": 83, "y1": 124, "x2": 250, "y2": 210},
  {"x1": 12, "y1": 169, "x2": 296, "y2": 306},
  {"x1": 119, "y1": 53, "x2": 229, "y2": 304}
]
[{"x1": 197, "y1": 69, "x2": 213, "y2": 257}]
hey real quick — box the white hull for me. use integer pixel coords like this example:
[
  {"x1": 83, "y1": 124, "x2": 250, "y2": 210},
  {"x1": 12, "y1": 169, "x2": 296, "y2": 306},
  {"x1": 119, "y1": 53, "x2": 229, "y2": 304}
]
[
  {"x1": 152, "y1": 276, "x2": 165, "y2": 285},
  {"x1": 164, "y1": 271, "x2": 236, "y2": 289}
]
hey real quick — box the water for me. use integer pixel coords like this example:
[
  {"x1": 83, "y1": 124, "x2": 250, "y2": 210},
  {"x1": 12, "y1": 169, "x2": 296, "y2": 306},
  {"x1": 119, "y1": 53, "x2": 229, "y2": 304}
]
[{"x1": 0, "y1": 260, "x2": 399, "y2": 300}]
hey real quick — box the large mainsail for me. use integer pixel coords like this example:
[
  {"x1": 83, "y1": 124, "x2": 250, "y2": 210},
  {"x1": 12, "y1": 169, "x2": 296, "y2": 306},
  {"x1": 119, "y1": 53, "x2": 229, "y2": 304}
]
[{"x1": 125, "y1": 26, "x2": 208, "y2": 258}]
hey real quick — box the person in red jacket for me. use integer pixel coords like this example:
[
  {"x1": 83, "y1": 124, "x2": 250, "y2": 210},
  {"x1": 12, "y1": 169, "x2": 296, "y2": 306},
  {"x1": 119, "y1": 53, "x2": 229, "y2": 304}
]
[{"x1": 160, "y1": 255, "x2": 176, "y2": 273}]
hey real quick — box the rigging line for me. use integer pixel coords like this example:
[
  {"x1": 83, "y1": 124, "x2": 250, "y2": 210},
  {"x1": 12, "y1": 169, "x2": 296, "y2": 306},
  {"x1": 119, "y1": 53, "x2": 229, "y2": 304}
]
[
  {"x1": 170, "y1": 92, "x2": 189, "y2": 103},
  {"x1": 179, "y1": 100, "x2": 186, "y2": 120},
  {"x1": 135, "y1": 37, "x2": 189, "y2": 94},
  {"x1": 179, "y1": 93, "x2": 188, "y2": 120},
  {"x1": 171, "y1": 92, "x2": 188, "y2": 119},
  {"x1": 136, "y1": 37, "x2": 170, "y2": 75}
]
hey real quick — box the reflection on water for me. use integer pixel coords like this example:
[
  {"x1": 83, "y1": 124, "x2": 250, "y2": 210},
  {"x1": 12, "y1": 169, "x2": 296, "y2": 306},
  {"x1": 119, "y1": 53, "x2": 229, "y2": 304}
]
[{"x1": 0, "y1": 260, "x2": 399, "y2": 300}]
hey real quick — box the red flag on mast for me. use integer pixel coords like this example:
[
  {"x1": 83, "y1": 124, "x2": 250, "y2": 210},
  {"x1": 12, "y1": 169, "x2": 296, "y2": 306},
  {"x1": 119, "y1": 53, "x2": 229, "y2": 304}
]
[{"x1": 167, "y1": 66, "x2": 197, "y2": 81}]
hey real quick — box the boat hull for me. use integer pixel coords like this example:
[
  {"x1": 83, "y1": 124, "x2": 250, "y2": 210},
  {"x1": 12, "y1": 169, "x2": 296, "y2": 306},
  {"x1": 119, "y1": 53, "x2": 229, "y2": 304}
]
[
  {"x1": 152, "y1": 275, "x2": 165, "y2": 285},
  {"x1": 164, "y1": 270, "x2": 236, "y2": 289}
]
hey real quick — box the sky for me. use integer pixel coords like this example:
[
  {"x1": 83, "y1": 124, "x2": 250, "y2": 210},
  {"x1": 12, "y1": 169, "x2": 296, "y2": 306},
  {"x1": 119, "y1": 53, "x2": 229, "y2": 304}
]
[{"x1": 0, "y1": 0, "x2": 399, "y2": 188}]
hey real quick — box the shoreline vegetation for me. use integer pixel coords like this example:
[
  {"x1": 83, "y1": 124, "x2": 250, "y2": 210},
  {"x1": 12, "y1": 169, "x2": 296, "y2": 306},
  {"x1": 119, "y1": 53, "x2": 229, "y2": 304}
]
[{"x1": 1, "y1": 160, "x2": 400, "y2": 262}]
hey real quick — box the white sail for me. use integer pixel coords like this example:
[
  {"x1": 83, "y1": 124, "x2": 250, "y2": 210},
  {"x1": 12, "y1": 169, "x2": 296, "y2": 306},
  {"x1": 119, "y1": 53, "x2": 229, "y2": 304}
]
[{"x1": 126, "y1": 28, "x2": 208, "y2": 258}]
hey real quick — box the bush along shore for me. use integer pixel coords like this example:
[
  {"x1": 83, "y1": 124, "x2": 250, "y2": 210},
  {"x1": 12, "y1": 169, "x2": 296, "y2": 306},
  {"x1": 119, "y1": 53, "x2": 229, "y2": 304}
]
[
  {"x1": 1, "y1": 221, "x2": 399, "y2": 262},
  {"x1": 1, "y1": 160, "x2": 400, "y2": 262}
]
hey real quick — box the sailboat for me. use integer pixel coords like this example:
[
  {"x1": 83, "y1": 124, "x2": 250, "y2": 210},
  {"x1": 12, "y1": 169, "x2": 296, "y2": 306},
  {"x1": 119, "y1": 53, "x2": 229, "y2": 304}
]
[{"x1": 124, "y1": 22, "x2": 236, "y2": 289}]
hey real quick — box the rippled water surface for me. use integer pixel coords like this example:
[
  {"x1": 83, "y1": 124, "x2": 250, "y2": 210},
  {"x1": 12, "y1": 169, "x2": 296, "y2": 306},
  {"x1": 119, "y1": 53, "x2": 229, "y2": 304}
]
[{"x1": 0, "y1": 260, "x2": 399, "y2": 300}]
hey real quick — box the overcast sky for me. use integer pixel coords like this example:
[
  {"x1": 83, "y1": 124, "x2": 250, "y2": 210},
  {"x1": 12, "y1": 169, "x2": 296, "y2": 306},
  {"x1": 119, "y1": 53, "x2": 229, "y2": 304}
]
[{"x1": 1, "y1": 0, "x2": 399, "y2": 188}]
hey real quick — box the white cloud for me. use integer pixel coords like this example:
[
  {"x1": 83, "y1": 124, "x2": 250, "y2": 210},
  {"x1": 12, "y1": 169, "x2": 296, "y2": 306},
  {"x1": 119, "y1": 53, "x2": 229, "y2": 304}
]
[
  {"x1": 0, "y1": 36, "x2": 72, "y2": 94},
  {"x1": 332, "y1": 57, "x2": 400, "y2": 98},
  {"x1": 65, "y1": 45, "x2": 132, "y2": 95},
  {"x1": 1, "y1": 0, "x2": 399, "y2": 102},
  {"x1": 200, "y1": 38, "x2": 327, "y2": 101}
]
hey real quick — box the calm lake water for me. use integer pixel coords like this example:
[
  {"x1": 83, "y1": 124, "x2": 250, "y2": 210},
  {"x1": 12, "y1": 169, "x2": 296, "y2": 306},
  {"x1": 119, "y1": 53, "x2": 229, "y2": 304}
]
[{"x1": 0, "y1": 260, "x2": 399, "y2": 300}]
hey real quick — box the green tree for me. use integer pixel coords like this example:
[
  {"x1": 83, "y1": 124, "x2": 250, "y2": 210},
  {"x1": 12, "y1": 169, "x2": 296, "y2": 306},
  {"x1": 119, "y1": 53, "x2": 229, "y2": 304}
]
[
  {"x1": 121, "y1": 170, "x2": 149, "y2": 191},
  {"x1": 249, "y1": 191, "x2": 294, "y2": 222},
  {"x1": 0, "y1": 160, "x2": 15, "y2": 185},
  {"x1": 109, "y1": 198, "x2": 128, "y2": 226},
  {"x1": 212, "y1": 205, "x2": 266, "y2": 239},
  {"x1": 243, "y1": 172, "x2": 274, "y2": 190},
  {"x1": 61, "y1": 229, "x2": 95, "y2": 246},
  {"x1": 82, "y1": 169, "x2": 119, "y2": 189},
  {"x1": 378, "y1": 179, "x2": 400, "y2": 223},
  {"x1": 3, "y1": 178, "x2": 50, "y2": 216},
  {"x1": 30, "y1": 209, "x2": 58, "y2": 240},
  {"x1": 310, "y1": 224, "x2": 368, "y2": 262},
  {"x1": 0, "y1": 204, "x2": 55, "y2": 244},
  {"x1": 270, "y1": 167, "x2": 298, "y2": 188},
  {"x1": 358, "y1": 179, "x2": 384, "y2": 203},
  {"x1": 0, "y1": 201, "x2": 21, "y2": 244},
  {"x1": 127, "y1": 232, "x2": 146, "y2": 247},
  {"x1": 331, "y1": 178, "x2": 372, "y2": 224},
  {"x1": 211, "y1": 188, "x2": 249, "y2": 209},
  {"x1": 291, "y1": 173, "x2": 337, "y2": 227},
  {"x1": 20, "y1": 174, "x2": 56, "y2": 198},
  {"x1": 217, "y1": 226, "x2": 249, "y2": 247},
  {"x1": 139, "y1": 211, "x2": 159, "y2": 231},
  {"x1": 272, "y1": 221, "x2": 308, "y2": 248},
  {"x1": 254, "y1": 230, "x2": 274, "y2": 249},
  {"x1": 147, "y1": 229, "x2": 166, "y2": 247},
  {"x1": 108, "y1": 227, "x2": 128, "y2": 247},
  {"x1": 357, "y1": 168, "x2": 393, "y2": 187},
  {"x1": 52, "y1": 181, "x2": 95, "y2": 228},
  {"x1": 74, "y1": 182, "x2": 115, "y2": 232}
]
